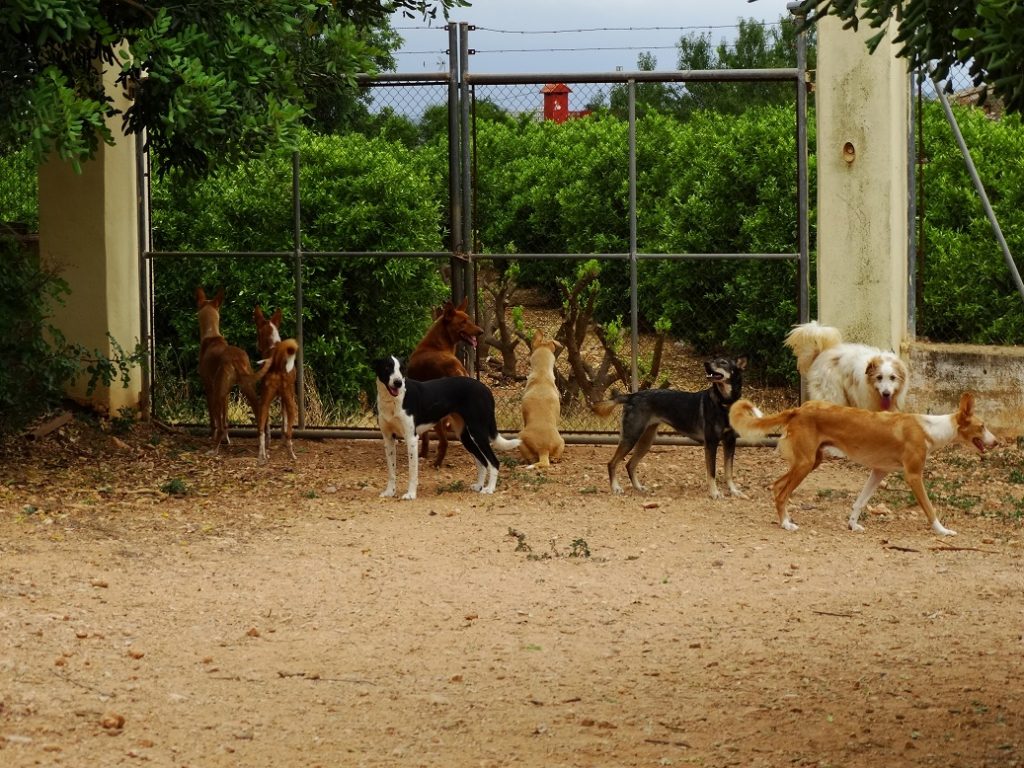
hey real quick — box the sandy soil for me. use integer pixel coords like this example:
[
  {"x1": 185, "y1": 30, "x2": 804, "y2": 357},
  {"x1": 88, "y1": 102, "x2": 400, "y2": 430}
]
[{"x1": 1, "y1": 417, "x2": 1023, "y2": 768}]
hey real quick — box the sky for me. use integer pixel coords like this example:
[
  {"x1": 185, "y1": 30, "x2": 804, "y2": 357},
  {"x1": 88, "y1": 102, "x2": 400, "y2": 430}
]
[{"x1": 390, "y1": 0, "x2": 798, "y2": 75}]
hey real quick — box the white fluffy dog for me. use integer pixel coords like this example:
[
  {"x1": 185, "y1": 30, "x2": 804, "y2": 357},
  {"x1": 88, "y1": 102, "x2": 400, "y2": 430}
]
[{"x1": 784, "y1": 321, "x2": 909, "y2": 411}]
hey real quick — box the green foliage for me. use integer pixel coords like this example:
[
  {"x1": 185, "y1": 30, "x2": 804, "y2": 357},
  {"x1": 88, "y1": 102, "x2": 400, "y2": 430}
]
[
  {"x1": 0, "y1": 241, "x2": 144, "y2": 436},
  {"x1": 0, "y1": 146, "x2": 38, "y2": 230},
  {"x1": 0, "y1": 241, "x2": 78, "y2": 434},
  {"x1": 917, "y1": 102, "x2": 1024, "y2": 344},
  {"x1": 473, "y1": 106, "x2": 813, "y2": 382},
  {"x1": 0, "y1": 0, "x2": 464, "y2": 175},
  {"x1": 150, "y1": 130, "x2": 447, "y2": 418},
  {"x1": 794, "y1": 0, "x2": 1024, "y2": 115}
]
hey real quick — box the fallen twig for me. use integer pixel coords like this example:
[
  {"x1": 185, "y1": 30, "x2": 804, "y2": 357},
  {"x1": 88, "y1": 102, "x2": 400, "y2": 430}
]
[
  {"x1": 930, "y1": 544, "x2": 998, "y2": 554},
  {"x1": 811, "y1": 609, "x2": 859, "y2": 618}
]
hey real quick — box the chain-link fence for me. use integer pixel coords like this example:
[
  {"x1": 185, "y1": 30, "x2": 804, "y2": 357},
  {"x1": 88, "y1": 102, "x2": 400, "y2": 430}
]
[
  {"x1": 145, "y1": 62, "x2": 809, "y2": 437},
  {"x1": 913, "y1": 68, "x2": 1024, "y2": 346}
]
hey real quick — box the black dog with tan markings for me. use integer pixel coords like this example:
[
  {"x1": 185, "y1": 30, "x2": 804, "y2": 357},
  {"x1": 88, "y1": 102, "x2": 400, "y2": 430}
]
[{"x1": 593, "y1": 356, "x2": 748, "y2": 499}]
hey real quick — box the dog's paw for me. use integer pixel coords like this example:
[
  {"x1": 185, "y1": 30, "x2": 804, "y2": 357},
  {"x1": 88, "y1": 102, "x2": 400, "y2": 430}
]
[
  {"x1": 380, "y1": 488, "x2": 396, "y2": 498},
  {"x1": 932, "y1": 520, "x2": 957, "y2": 536},
  {"x1": 401, "y1": 491, "x2": 417, "y2": 500},
  {"x1": 782, "y1": 519, "x2": 799, "y2": 532},
  {"x1": 470, "y1": 483, "x2": 483, "y2": 492},
  {"x1": 728, "y1": 487, "x2": 748, "y2": 499},
  {"x1": 611, "y1": 483, "x2": 623, "y2": 495},
  {"x1": 848, "y1": 520, "x2": 865, "y2": 532},
  {"x1": 478, "y1": 487, "x2": 494, "y2": 495}
]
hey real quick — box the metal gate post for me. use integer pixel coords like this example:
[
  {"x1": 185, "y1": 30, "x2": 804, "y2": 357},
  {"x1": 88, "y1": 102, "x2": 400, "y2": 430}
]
[
  {"x1": 459, "y1": 22, "x2": 477, "y2": 374},
  {"x1": 628, "y1": 78, "x2": 639, "y2": 392},
  {"x1": 793, "y1": 3, "x2": 810, "y2": 326},
  {"x1": 447, "y1": 24, "x2": 464, "y2": 306},
  {"x1": 291, "y1": 150, "x2": 306, "y2": 428}
]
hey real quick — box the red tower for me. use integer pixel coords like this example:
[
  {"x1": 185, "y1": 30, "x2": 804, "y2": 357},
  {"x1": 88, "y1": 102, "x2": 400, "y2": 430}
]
[{"x1": 541, "y1": 83, "x2": 571, "y2": 123}]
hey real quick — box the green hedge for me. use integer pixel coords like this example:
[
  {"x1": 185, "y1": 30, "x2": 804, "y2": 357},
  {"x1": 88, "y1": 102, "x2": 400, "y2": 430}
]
[
  {"x1": 474, "y1": 107, "x2": 814, "y2": 383},
  {"x1": 150, "y1": 130, "x2": 447, "y2": 419},
  {"x1": 918, "y1": 102, "x2": 1024, "y2": 344}
]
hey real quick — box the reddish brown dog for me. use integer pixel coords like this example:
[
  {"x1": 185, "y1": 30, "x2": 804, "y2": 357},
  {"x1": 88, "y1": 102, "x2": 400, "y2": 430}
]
[
  {"x1": 254, "y1": 306, "x2": 299, "y2": 464},
  {"x1": 196, "y1": 287, "x2": 265, "y2": 454},
  {"x1": 406, "y1": 297, "x2": 483, "y2": 467}
]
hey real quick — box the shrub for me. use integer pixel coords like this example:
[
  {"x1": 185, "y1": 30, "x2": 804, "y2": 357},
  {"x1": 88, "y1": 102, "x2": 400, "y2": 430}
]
[
  {"x1": 150, "y1": 129, "x2": 447, "y2": 419},
  {"x1": 918, "y1": 102, "x2": 1024, "y2": 344}
]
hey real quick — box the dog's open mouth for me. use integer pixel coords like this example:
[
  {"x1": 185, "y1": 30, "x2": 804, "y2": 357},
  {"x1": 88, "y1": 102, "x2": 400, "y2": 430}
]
[
  {"x1": 462, "y1": 333, "x2": 479, "y2": 348},
  {"x1": 706, "y1": 371, "x2": 725, "y2": 381},
  {"x1": 879, "y1": 393, "x2": 893, "y2": 410},
  {"x1": 387, "y1": 384, "x2": 401, "y2": 397},
  {"x1": 972, "y1": 437, "x2": 988, "y2": 453}
]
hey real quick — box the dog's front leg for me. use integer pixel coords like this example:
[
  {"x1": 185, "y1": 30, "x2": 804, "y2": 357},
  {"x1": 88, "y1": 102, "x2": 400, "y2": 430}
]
[
  {"x1": 403, "y1": 430, "x2": 419, "y2": 500},
  {"x1": 380, "y1": 431, "x2": 398, "y2": 498},
  {"x1": 849, "y1": 469, "x2": 888, "y2": 531},
  {"x1": 906, "y1": 471, "x2": 956, "y2": 536},
  {"x1": 721, "y1": 436, "x2": 747, "y2": 498},
  {"x1": 704, "y1": 442, "x2": 721, "y2": 500}
]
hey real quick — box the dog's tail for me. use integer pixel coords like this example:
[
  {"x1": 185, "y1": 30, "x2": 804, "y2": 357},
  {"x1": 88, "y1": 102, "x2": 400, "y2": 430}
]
[
  {"x1": 729, "y1": 399, "x2": 794, "y2": 438},
  {"x1": 784, "y1": 321, "x2": 843, "y2": 375},
  {"x1": 491, "y1": 434, "x2": 521, "y2": 452},
  {"x1": 258, "y1": 339, "x2": 299, "y2": 375},
  {"x1": 591, "y1": 389, "x2": 630, "y2": 418}
]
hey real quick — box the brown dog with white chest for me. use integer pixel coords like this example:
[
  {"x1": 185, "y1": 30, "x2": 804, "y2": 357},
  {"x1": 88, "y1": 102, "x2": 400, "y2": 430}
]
[
  {"x1": 406, "y1": 297, "x2": 484, "y2": 467},
  {"x1": 517, "y1": 330, "x2": 565, "y2": 468}
]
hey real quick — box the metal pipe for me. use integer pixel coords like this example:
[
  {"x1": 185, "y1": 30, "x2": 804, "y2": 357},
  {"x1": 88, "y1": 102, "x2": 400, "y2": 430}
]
[
  {"x1": 459, "y1": 22, "x2": 477, "y2": 374},
  {"x1": 931, "y1": 73, "x2": 1024, "y2": 303},
  {"x1": 792, "y1": 3, "x2": 810, "y2": 326},
  {"x1": 179, "y1": 424, "x2": 777, "y2": 448},
  {"x1": 627, "y1": 78, "x2": 639, "y2": 392},
  {"x1": 467, "y1": 68, "x2": 800, "y2": 85},
  {"x1": 292, "y1": 151, "x2": 307, "y2": 428},
  {"x1": 447, "y1": 23, "x2": 464, "y2": 304},
  {"x1": 146, "y1": 250, "x2": 797, "y2": 262},
  {"x1": 135, "y1": 130, "x2": 153, "y2": 419}
]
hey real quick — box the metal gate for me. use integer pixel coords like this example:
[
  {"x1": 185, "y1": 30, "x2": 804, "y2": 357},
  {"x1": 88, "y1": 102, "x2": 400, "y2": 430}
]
[{"x1": 141, "y1": 21, "x2": 810, "y2": 438}]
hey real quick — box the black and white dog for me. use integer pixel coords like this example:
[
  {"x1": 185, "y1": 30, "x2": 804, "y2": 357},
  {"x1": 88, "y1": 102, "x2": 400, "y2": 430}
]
[
  {"x1": 592, "y1": 356, "x2": 748, "y2": 499},
  {"x1": 373, "y1": 356, "x2": 520, "y2": 499}
]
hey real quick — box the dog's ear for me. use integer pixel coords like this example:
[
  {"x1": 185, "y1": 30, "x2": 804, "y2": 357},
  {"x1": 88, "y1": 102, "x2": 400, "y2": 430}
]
[
  {"x1": 271, "y1": 308, "x2": 283, "y2": 327},
  {"x1": 958, "y1": 392, "x2": 975, "y2": 419},
  {"x1": 213, "y1": 287, "x2": 225, "y2": 309},
  {"x1": 196, "y1": 286, "x2": 207, "y2": 307},
  {"x1": 734, "y1": 355, "x2": 748, "y2": 370},
  {"x1": 254, "y1": 305, "x2": 265, "y2": 323},
  {"x1": 864, "y1": 357, "x2": 880, "y2": 377},
  {"x1": 456, "y1": 296, "x2": 469, "y2": 312}
]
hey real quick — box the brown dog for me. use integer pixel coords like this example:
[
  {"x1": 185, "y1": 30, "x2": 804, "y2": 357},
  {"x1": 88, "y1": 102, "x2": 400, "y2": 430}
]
[
  {"x1": 196, "y1": 287, "x2": 265, "y2": 454},
  {"x1": 254, "y1": 306, "x2": 299, "y2": 463},
  {"x1": 729, "y1": 394, "x2": 998, "y2": 535},
  {"x1": 517, "y1": 330, "x2": 564, "y2": 468},
  {"x1": 406, "y1": 297, "x2": 483, "y2": 467}
]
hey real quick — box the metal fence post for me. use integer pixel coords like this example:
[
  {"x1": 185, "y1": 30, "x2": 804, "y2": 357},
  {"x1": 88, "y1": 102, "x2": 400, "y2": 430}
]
[
  {"x1": 459, "y1": 21, "x2": 477, "y2": 374},
  {"x1": 628, "y1": 78, "x2": 639, "y2": 392},
  {"x1": 792, "y1": 3, "x2": 810, "y2": 327},
  {"x1": 447, "y1": 24, "x2": 464, "y2": 306},
  {"x1": 292, "y1": 150, "x2": 306, "y2": 428}
]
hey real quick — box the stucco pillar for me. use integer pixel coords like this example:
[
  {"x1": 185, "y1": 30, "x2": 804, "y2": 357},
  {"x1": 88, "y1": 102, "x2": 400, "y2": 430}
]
[
  {"x1": 38, "y1": 65, "x2": 141, "y2": 415},
  {"x1": 816, "y1": 12, "x2": 910, "y2": 350}
]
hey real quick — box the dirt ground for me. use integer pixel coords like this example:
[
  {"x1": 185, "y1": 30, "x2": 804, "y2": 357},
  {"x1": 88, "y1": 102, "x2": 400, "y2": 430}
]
[{"x1": 1, "y1": 415, "x2": 1023, "y2": 768}]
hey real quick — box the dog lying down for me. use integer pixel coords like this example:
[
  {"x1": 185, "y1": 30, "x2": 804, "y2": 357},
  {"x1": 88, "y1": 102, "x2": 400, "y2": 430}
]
[
  {"x1": 729, "y1": 394, "x2": 998, "y2": 536},
  {"x1": 374, "y1": 356, "x2": 520, "y2": 499}
]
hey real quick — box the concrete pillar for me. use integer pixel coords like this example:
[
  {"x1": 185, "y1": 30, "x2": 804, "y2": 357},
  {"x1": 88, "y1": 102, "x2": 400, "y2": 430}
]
[
  {"x1": 815, "y1": 11, "x2": 910, "y2": 350},
  {"x1": 38, "y1": 63, "x2": 141, "y2": 415}
]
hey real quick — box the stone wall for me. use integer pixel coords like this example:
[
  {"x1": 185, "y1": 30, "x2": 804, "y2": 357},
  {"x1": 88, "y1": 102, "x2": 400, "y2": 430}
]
[{"x1": 904, "y1": 341, "x2": 1024, "y2": 436}]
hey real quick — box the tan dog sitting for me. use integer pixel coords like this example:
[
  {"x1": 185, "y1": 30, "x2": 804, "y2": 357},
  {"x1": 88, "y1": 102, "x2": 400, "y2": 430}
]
[{"x1": 518, "y1": 330, "x2": 565, "y2": 468}]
